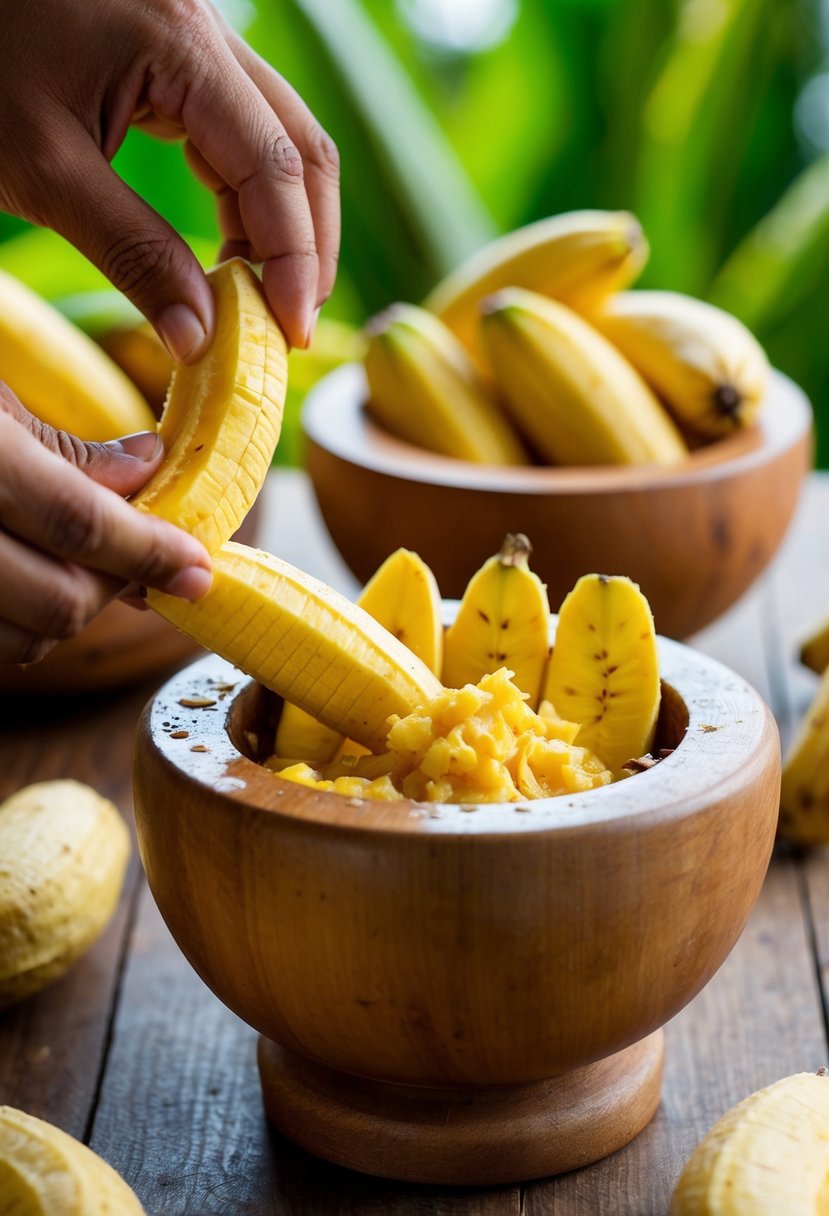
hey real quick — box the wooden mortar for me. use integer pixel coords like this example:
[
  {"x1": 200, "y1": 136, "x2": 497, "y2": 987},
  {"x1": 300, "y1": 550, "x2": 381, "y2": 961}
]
[{"x1": 133, "y1": 624, "x2": 779, "y2": 1185}]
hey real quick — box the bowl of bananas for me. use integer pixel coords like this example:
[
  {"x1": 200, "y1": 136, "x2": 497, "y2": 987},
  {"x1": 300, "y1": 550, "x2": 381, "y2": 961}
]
[
  {"x1": 134, "y1": 538, "x2": 780, "y2": 1187},
  {"x1": 303, "y1": 210, "x2": 812, "y2": 640}
]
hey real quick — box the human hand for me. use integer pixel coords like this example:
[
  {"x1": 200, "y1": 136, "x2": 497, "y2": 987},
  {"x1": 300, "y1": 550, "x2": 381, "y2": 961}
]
[
  {"x1": 0, "y1": 0, "x2": 339, "y2": 356},
  {"x1": 0, "y1": 384, "x2": 212, "y2": 666}
]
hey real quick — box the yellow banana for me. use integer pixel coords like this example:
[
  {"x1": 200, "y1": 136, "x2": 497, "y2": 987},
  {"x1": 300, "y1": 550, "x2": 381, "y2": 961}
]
[
  {"x1": 275, "y1": 548, "x2": 443, "y2": 763},
  {"x1": 541, "y1": 574, "x2": 661, "y2": 777},
  {"x1": 364, "y1": 303, "x2": 526, "y2": 463},
  {"x1": 670, "y1": 1070, "x2": 829, "y2": 1215},
  {"x1": 799, "y1": 616, "x2": 829, "y2": 675},
  {"x1": 442, "y1": 533, "x2": 550, "y2": 709},
  {"x1": 149, "y1": 543, "x2": 442, "y2": 754},
  {"x1": 779, "y1": 665, "x2": 829, "y2": 844},
  {"x1": 0, "y1": 781, "x2": 130, "y2": 1008},
  {"x1": 98, "y1": 319, "x2": 173, "y2": 414},
  {"x1": 593, "y1": 290, "x2": 769, "y2": 439},
  {"x1": 0, "y1": 1105, "x2": 144, "y2": 1215},
  {"x1": 481, "y1": 288, "x2": 688, "y2": 466},
  {"x1": 0, "y1": 268, "x2": 154, "y2": 440},
  {"x1": 133, "y1": 258, "x2": 288, "y2": 554},
  {"x1": 425, "y1": 209, "x2": 648, "y2": 359}
]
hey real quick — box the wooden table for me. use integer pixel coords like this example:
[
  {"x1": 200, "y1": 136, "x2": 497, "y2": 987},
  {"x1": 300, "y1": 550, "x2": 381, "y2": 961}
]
[{"x1": 1, "y1": 469, "x2": 827, "y2": 1215}]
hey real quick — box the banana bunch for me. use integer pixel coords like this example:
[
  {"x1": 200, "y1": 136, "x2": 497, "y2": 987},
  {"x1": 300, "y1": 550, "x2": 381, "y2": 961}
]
[
  {"x1": 362, "y1": 209, "x2": 769, "y2": 468},
  {"x1": 670, "y1": 1070, "x2": 829, "y2": 1214},
  {"x1": 776, "y1": 611, "x2": 829, "y2": 845},
  {"x1": 0, "y1": 1105, "x2": 144, "y2": 1214}
]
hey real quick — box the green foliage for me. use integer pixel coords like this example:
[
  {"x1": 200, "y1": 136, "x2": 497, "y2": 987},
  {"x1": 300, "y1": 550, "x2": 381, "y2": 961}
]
[{"x1": 0, "y1": 0, "x2": 826, "y2": 460}]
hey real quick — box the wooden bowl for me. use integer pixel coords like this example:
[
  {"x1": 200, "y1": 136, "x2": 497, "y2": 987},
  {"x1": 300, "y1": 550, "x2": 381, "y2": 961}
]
[
  {"x1": 134, "y1": 623, "x2": 780, "y2": 1185},
  {"x1": 0, "y1": 506, "x2": 260, "y2": 693},
  {"x1": 303, "y1": 365, "x2": 812, "y2": 639}
]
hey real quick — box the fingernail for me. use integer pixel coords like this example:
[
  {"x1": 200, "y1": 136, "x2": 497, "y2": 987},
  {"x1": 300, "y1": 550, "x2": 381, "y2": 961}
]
[
  {"x1": 305, "y1": 306, "x2": 321, "y2": 348},
  {"x1": 104, "y1": 431, "x2": 162, "y2": 462},
  {"x1": 160, "y1": 566, "x2": 213, "y2": 601},
  {"x1": 156, "y1": 304, "x2": 206, "y2": 363}
]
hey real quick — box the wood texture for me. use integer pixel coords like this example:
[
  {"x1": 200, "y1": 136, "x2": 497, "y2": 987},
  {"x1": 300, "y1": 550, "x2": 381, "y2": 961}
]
[
  {"x1": 1, "y1": 469, "x2": 828, "y2": 1213},
  {"x1": 304, "y1": 365, "x2": 811, "y2": 639}
]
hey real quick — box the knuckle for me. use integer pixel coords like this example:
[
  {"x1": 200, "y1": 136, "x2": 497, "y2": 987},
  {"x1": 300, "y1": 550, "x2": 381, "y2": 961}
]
[
  {"x1": 100, "y1": 232, "x2": 180, "y2": 302},
  {"x1": 305, "y1": 124, "x2": 340, "y2": 181},
  {"x1": 43, "y1": 575, "x2": 95, "y2": 640},
  {"x1": 266, "y1": 132, "x2": 304, "y2": 184},
  {"x1": 41, "y1": 485, "x2": 106, "y2": 559}
]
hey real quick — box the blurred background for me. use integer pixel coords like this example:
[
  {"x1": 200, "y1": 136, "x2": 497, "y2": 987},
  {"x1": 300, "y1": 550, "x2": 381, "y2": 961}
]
[{"x1": 1, "y1": 0, "x2": 827, "y2": 461}]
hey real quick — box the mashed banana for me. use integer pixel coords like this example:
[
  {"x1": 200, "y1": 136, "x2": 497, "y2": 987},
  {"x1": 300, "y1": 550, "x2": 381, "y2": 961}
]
[{"x1": 272, "y1": 668, "x2": 612, "y2": 804}]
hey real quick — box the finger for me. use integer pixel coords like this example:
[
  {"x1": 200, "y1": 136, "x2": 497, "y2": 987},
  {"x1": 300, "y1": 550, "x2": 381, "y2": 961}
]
[
  {"x1": 0, "y1": 412, "x2": 211, "y2": 599},
  {"x1": 0, "y1": 620, "x2": 56, "y2": 668},
  {"x1": 176, "y1": 41, "x2": 320, "y2": 347},
  {"x1": 0, "y1": 527, "x2": 119, "y2": 641},
  {"x1": 226, "y1": 34, "x2": 341, "y2": 309},
  {"x1": 0, "y1": 383, "x2": 165, "y2": 496},
  {"x1": 19, "y1": 114, "x2": 214, "y2": 364}
]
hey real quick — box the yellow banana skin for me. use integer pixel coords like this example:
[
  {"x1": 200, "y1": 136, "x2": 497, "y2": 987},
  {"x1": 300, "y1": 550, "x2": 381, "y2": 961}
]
[
  {"x1": 541, "y1": 574, "x2": 661, "y2": 777},
  {"x1": 425, "y1": 209, "x2": 648, "y2": 359},
  {"x1": 275, "y1": 548, "x2": 444, "y2": 763},
  {"x1": 442, "y1": 533, "x2": 550, "y2": 709},
  {"x1": 99, "y1": 319, "x2": 173, "y2": 414},
  {"x1": 779, "y1": 666, "x2": 829, "y2": 844},
  {"x1": 364, "y1": 303, "x2": 526, "y2": 464},
  {"x1": 133, "y1": 258, "x2": 288, "y2": 554},
  {"x1": 799, "y1": 617, "x2": 829, "y2": 675},
  {"x1": 0, "y1": 781, "x2": 130, "y2": 1009},
  {"x1": 0, "y1": 1105, "x2": 145, "y2": 1215},
  {"x1": 0, "y1": 268, "x2": 154, "y2": 440},
  {"x1": 670, "y1": 1070, "x2": 829, "y2": 1215},
  {"x1": 481, "y1": 288, "x2": 688, "y2": 467},
  {"x1": 594, "y1": 290, "x2": 769, "y2": 440},
  {"x1": 149, "y1": 542, "x2": 442, "y2": 754}
]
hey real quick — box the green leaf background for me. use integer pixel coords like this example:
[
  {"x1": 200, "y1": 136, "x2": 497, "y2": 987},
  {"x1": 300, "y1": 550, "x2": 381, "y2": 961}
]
[{"x1": 0, "y1": 0, "x2": 826, "y2": 461}]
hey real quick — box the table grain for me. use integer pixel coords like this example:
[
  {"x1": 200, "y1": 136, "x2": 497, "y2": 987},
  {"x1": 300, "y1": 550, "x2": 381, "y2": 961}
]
[{"x1": 2, "y1": 470, "x2": 827, "y2": 1216}]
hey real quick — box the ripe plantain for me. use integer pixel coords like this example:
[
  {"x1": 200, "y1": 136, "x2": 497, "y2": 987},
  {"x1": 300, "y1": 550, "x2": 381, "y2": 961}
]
[
  {"x1": 593, "y1": 290, "x2": 769, "y2": 440},
  {"x1": 480, "y1": 288, "x2": 688, "y2": 467},
  {"x1": 98, "y1": 319, "x2": 173, "y2": 415},
  {"x1": 670, "y1": 1070, "x2": 829, "y2": 1215},
  {"x1": 799, "y1": 616, "x2": 829, "y2": 676},
  {"x1": 0, "y1": 781, "x2": 130, "y2": 1008},
  {"x1": 778, "y1": 665, "x2": 829, "y2": 844},
  {"x1": 149, "y1": 543, "x2": 442, "y2": 754},
  {"x1": 275, "y1": 547, "x2": 443, "y2": 763},
  {"x1": 442, "y1": 533, "x2": 550, "y2": 709},
  {"x1": 364, "y1": 303, "x2": 526, "y2": 464},
  {"x1": 133, "y1": 258, "x2": 288, "y2": 554},
  {"x1": 425, "y1": 209, "x2": 648, "y2": 360},
  {"x1": 0, "y1": 1105, "x2": 145, "y2": 1214},
  {"x1": 541, "y1": 574, "x2": 661, "y2": 777},
  {"x1": 0, "y1": 268, "x2": 154, "y2": 440}
]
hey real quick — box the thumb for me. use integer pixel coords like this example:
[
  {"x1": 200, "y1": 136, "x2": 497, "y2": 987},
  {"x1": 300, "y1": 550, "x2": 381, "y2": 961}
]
[
  {"x1": 30, "y1": 117, "x2": 215, "y2": 363},
  {"x1": 1, "y1": 381, "x2": 163, "y2": 495}
]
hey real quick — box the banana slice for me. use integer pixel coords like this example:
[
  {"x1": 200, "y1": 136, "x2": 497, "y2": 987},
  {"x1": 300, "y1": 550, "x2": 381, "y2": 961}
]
[
  {"x1": 133, "y1": 258, "x2": 288, "y2": 554},
  {"x1": 541, "y1": 574, "x2": 661, "y2": 776}
]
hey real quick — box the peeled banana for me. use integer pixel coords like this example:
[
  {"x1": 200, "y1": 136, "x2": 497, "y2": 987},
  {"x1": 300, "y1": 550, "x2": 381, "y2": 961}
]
[
  {"x1": 364, "y1": 303, "x2": 526, "y2": 464},
  {"x1": 670, "y1": 1070, "x2": 829, "y2": 1215},
  {"x1": 0, "y1": 781, "x2": 130, "y2": 1008},
  {"x1": 541, "y1": 574, "x2": 661, "y2": 777},
  {"x1": 0, "y1": 1105, "x2": 144, "y2": 1214},
  {"x1": 149, "y1": 542, "x2": 442, "y2": 754},
  {"x1": 442, "y1": 533, "x2": 550, "y2": 709},
  {"x1": 0, "y1": 268, "x2": 154, "y2": 440},
  {"x1": 593, "y1": 291, "x2": 769, "y2": 439},
  {"x1": 133, "y1": 258, "x2": 288, "y2": 554},
  {"x1": 275, "y1": 547, "x2": 443, "y2": 763},
  {"x1": 778, "y1": 665, "x2": 829, "y2": 845},
  {"x1": 425, "y1": 209, "x2": 648, "y2": 359},
  {"x1": 480, "y1": 288, "x2": 688, "y2": 467}
]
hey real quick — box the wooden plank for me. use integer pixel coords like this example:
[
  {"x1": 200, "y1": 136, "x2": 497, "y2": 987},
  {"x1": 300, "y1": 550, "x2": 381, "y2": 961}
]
[
  {"x1": 0, "y1": 682, "x2": 151, "y2": 1135},
  {"x1": 89, "y1": 884, "x2": 520, "y2": 1216}
]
